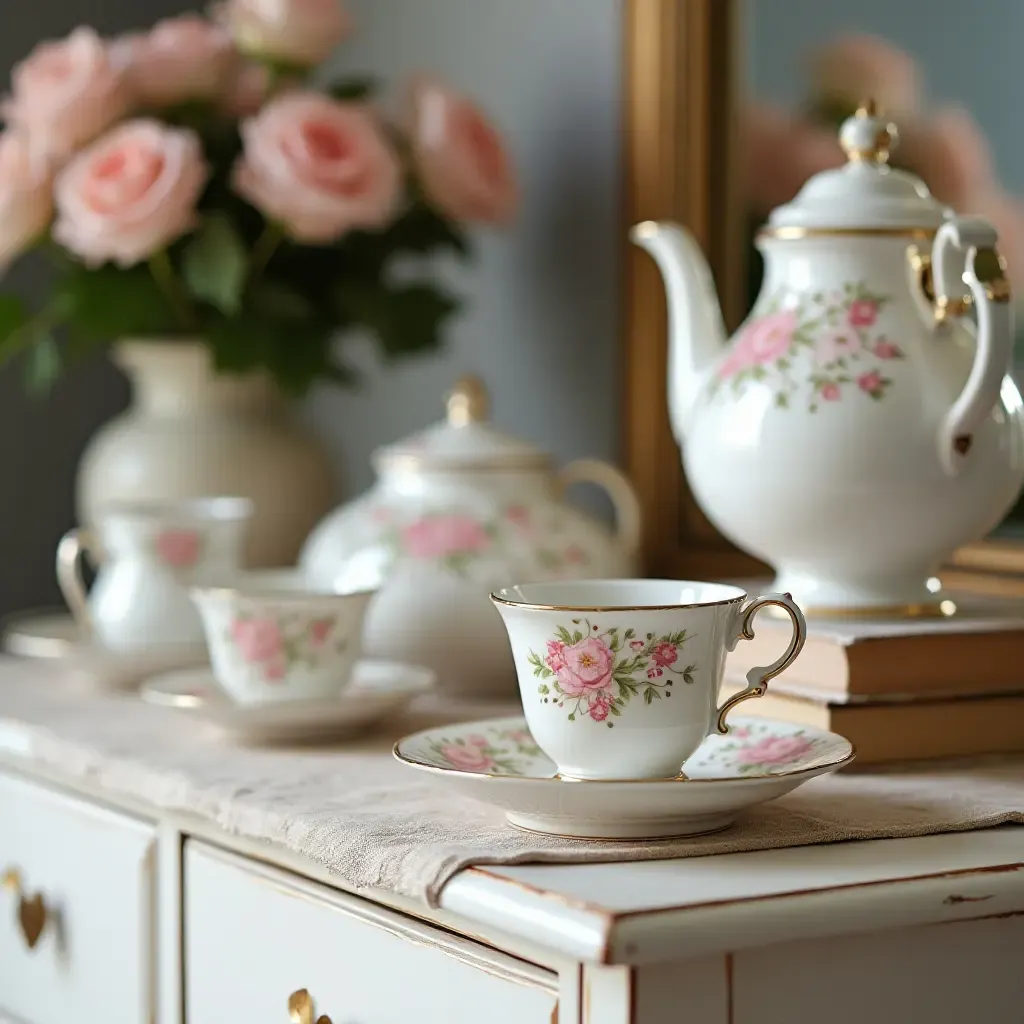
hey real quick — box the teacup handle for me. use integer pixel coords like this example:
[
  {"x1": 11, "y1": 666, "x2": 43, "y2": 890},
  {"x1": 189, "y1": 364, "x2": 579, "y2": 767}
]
[
  {"x1": 715, "y1": 592, "x2": 806, "y2": 735},
  {"x1": 56, "y1": 528, "x2": 102, "y2": 637}
]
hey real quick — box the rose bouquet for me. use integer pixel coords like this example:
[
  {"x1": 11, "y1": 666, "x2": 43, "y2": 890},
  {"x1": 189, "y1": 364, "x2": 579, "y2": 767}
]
[{"x1": 0, "y1": 1, "x2": 517, "y2": 393}]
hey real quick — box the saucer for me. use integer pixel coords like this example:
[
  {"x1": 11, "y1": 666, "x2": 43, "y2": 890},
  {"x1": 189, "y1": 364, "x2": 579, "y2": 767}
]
[
  {"x1": 394, "y1": 715, "x2": 854, "y2": 839},
  {"x1": 140, "y1": 659, "x2": 436, "y2": 743},
  {"x1": 2, "y1": 609, "x2": 208, "y2": 690}
]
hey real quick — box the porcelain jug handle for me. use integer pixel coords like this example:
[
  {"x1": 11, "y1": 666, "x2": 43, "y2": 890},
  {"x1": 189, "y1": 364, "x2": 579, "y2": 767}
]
[
  {"x1": 932, "y1": 218, "x2": 1013, "y2": 476},
  {"x1": 715, "y1": 592, "x2": 806, "y2": 735},
  {"x1": 56, "y1": 528, "x2": 102, "y2": 637},
  {"x1": 556, "y1": 459, "x2": 642, "y2": 558}
]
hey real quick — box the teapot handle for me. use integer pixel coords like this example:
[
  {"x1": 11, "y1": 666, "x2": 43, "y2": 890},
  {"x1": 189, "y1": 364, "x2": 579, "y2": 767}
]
[
  {"x1": 931, "y1": 217, "x2": 1013, "y2": 476},
  {"x1": 557, "y1": 459, "x2": 642, "y2": 559}
]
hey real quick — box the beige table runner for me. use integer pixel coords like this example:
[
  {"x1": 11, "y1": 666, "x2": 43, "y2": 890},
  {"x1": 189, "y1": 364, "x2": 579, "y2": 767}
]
[{"x1": 0, "y1": 658, "x2": 1021, "y2": 907}]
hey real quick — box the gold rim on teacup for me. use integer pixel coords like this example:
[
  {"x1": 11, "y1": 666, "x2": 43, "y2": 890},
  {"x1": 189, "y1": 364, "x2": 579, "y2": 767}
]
[{"x1": 489, "y1": 578, "x2": 748, "y2": 612}]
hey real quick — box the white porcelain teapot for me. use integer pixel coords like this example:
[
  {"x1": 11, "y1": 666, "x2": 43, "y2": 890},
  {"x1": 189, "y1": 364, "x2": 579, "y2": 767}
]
[
  {"x1": 299, "y1": 376, "x2": 641, "y2": 698},
  {"x1": 632, "y1": 103, "x2": 1024, "y2": 616}
]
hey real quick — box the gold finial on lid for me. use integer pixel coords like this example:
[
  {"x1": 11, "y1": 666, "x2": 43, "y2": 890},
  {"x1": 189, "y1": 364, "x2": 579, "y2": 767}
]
[
  {"x1": 840, "y1": 98, "x2": 897, "y2": 164},
  {"x1": 446, "y1": 375, "x2": 489, "y2": 426}
]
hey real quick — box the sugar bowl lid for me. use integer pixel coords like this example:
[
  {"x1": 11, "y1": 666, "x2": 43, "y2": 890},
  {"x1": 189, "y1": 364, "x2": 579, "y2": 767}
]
[
  {"x1": 373, "y1": 376, "x2": 549, "y2": 473},
  {"x1": 767, "y1": 100, "x2": 950, "y2": 232}
]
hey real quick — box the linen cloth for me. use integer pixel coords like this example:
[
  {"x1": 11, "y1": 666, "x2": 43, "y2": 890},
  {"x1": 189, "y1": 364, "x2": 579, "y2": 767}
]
[{"x1": 0, "y1": 658, "x2": 1021, "y2": 907}]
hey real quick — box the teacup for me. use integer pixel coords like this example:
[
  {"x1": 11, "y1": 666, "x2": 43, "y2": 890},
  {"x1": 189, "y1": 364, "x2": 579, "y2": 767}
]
[
  {"x1": 190, "y1": 573, "x2": 378, "y2": 705},
  {"x1": 57, "y1": 497, "x2": 253, "y2": 651},
  {"x1": 491, "y1": 579, "x2": 806, "y2": 780}
]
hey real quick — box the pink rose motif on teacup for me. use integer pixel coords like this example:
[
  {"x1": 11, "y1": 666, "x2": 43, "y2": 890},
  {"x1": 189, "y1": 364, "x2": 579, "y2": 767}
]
[
  {"x1": 820, "y1": 382, "x2": 841, "y2": 402},
  {"x1": 3, "y1": 27, "x2": 129, "y2": 163},
  {"x1": 231, "y1": 617, "x2": 284, "y2": 664},
  {"x1": 440, "y1": 743, "x2": 495, "y2": 773},
  {"x1": 873, "y1": 339, "x2": 903, "y2": 360},
  {"x1": 553, "y1": 636, "x2": 614, "y2": 698},
  {"x1": 308, "y1": 618, "x2": 333, "y2": 646},
  {"x1": 848, "y1": 298, "x2": 878, "y2": 328},
  {"x1": 154, "y1": 528, "x2": 203, "y2": 569},
  {"x1": 528, "y1": 621, "x2": 696, "y2": 727},
  {"x1": 232, "y1": 92, "x2": 400, "y2": 244},
  {"x1": 53, "y1": 119, "x2": 208, "y2": 267},
  {"x1": 858, "y1": 370, "x2": 887, "y2": 398},
  {"x1": 409, "y1": 77, "x2": 517, "y2": 225},
  {"x1": 734, "y1": 733, "x2": 814, "y2": 771}
]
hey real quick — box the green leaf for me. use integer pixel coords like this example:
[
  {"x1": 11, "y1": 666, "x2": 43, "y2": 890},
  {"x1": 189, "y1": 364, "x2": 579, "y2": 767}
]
[
  {"x1": 571, "y1": 630, "x2": 584, "y2": 644},
  {"x1": 538, "y1": 684, "x2": 549, "y2": 694},
  {"x1": 326, "y1": 76, "x2": 377, "y2": 101},
  {"x1": 335, "y1": 278, "x2": 459, "y2": 359},
  {"x1": 568, "y1": 713, "x2": 576, "y2": 721},
  {"x1": 24, "y1": 332, "x2": 61, "y2": 395},
  {"x1": 182, "y1": 214, "x2": 248, "y2": 315},
  {"x1": 54, "y1": 264, "x2": 178, "y2": 341},
  {"x1": 555, "y1": 626, "x2": 574, "y2": 645},
  {"x1": 609, "y1": 703, "x2": 622, "y2": 716},
  {"x1": 623, "y1": 628, "x2": 635, "y2": 639},
  {"x1": 644, "y1": 687, "x2": 654, "y2": 705},
  {"x1": 251, "y1": 280, "x2": 317, "y2": 321},
  {"x1": 0, "y1": 295, "x2": 28, "y2": 351}
]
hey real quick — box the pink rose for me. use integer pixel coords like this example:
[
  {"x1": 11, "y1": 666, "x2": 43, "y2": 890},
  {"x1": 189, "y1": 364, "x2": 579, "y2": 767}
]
[
  {"x1": 409, "y1": 78, "x2": 517, "y2": 225},
  {"x1": 873, "y1": 339, "x2": 902, "y2": 359},
  {"x1": 233, "y1": 92, "x2": 400, "y2": 243},
  {"x1": 467, "y1": 734, "x2": 489, "y2": 748},
  {"x1": 737, "y1": 733, "x2": 813, "y2": 767},
  {"x1": 545, "y1": 639, "x2": 567, "y2": 673},
  {"x1": 504, "y1": 505, "x2": 530, "y2": 530},
  {"x1": 629, "y1": 639, "x2": 644, "y2": 651},
  {"x1": 858, "y1": 370, "x2": 884, "y2": 396},
  {"x1": 814, "y1": 328, "x2": 856, "y2": 367},
  {"x1": 264, "y1": 658, "x2": 286, "y2": 682},
  {"x1": 154, "y1": 528, "x2": 202, "y2": 568},
  {"x1": 115, "y1": 16, "x2": 237, "y2": 108},
  {"x1": 441, "y1": 743, "x2": 494, "y2": 773},
  {"x1": 214, "y1": 0, "x2": 351, "y2": 66},
  {"x1": 588, "y1": 695, "x2": 611, "y2": 722},
  {"x1": 54, "y1": 119, "x2": 207, "y2": 267},
  {"x1": 506, "y1": 729, "x2": 532, "y2": 745},
  {"x1": 651, "y1": 641, "x2": 678, "y2": 668},
  {"x1": 308, "y1": 618, "x2": 333, "y2": 645},
  {"x1": 735, "y1": 310, "x2": 797, "y2": 367},
  {"x1": 230, "y1": 617, "x2": 284, "y2": 663},
  {"x1": 554, "y1": 636, "x2": 614, "y2": 698},
  {"x1": 401, "y1": 514, "x2": 489, "y2": 559},
  {"x1": 0, "y1": 132, "x2": 54, "y2": 271},
  {"x1": 646, "y1": 666, "x2": 663, "y2": 679},
  {"x1": 4, "y1": 27, "x2": 129, "y2": 164},
  {"x1": 848, "y1": 299, "x2": 878, "y2": 328},
  {"x1": 820, "y1": 382, "x2": 841, "y2": 402}
]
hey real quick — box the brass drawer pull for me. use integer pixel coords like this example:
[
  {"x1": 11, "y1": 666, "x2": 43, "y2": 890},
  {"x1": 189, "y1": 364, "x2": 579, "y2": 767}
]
[
  {"x1": 2, "y1": 867, "x2": 48, "y2": 950},
  {"x1": 289, "y1": 988, "x2": 332, "y2": 1024}
]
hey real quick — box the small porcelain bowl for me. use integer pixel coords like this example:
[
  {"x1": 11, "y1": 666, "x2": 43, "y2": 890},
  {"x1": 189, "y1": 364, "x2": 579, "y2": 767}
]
[{"x1": 190, "y1": 572, "x2": 378, "y2": 705}]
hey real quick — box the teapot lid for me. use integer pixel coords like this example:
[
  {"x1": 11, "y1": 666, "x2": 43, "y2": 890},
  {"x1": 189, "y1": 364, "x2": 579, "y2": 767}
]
[
  {"x1": 373, "y1": 375, "x2": 549, "y2": 473},
  {"x1": 767, "y1": 101, "x2": 949, "y2": 232}
]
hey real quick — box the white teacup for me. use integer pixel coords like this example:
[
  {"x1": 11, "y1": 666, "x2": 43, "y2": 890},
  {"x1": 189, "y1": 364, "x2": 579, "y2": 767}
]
[
  {"x1": 491, "y1": 579, "x2": 806, "y2": 780},
  {"x1": 56, "y1": 497, "x2": 253, "y2": 651},
  {"x1": 190, "y1": 573, "x2": 378, "y2": 705}
]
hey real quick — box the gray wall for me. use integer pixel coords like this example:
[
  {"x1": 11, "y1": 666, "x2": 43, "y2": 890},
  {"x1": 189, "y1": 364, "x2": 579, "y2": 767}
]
[
  {"x1": 305, "y1": 0, "x2": 623, "y2": 499},
  {"x1": 747, "y1": 0, "x2": 1024, "y2": 192},
  {"x1": 0, "y1": 0, "x2": 624, "y2": 617}
]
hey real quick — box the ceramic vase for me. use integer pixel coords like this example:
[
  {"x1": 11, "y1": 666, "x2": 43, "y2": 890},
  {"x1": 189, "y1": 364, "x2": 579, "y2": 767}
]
[{"x1": 76, "y1": 340, "x2": 337, "y2": 567}]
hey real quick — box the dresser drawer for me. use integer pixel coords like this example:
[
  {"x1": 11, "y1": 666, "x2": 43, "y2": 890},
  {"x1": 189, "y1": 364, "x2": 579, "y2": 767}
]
[
  {"x1": 184, "y1": 841, "x2": 559, "y2": 1024},
  {"x1": 0, "y1": 772, "x2": 156, "y2": 1024}
]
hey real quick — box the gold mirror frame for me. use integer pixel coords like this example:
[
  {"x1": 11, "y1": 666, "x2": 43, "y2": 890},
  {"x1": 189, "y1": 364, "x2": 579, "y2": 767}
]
[{"x1": 623, "y1": 0, "x2": 767, "y2": 578}]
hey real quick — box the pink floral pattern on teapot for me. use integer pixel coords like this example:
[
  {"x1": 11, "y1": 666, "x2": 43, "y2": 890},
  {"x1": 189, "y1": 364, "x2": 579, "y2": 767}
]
[{"x1": 712, "y1": 281, "x2": 903, "y2": 411}]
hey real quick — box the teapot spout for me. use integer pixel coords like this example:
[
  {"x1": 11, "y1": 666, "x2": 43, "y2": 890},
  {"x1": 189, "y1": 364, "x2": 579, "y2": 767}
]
[{"x1": 631, "y1": 221, "x2": 727, "y2": 445}]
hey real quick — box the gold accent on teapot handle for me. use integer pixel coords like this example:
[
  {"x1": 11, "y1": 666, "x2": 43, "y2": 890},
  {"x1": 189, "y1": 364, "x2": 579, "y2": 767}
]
[
  {"x1": 2, "y1": 867, "x2": 49, "y2": 951},
  {"x1": 715, "y1": 593, "x2": 807, "y2": 734},
  {"x1": 288, "y1": 988, "x2": 332, "y2": 1024},
  {"x1": 446, "y1": 375, "x2": 490, "y2": 426}
]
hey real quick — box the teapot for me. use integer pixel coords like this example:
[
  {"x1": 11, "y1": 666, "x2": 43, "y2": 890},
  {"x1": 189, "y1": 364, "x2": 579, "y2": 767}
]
[
  {"x1": 299, "y1": 376, "x2": 641, "y2": 698},
  {"x1": 632, "y1": 102, "x2": 1024, "y2": 616}
]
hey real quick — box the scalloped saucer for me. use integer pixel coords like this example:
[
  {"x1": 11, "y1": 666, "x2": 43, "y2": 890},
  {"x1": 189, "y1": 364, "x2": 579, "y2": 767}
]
[
  {"x1": 394, "y1": 715, "x2": 854, "y2": 839},
  {"x1": 141, "y1": 659, "x2": 436, "y2": 743}
]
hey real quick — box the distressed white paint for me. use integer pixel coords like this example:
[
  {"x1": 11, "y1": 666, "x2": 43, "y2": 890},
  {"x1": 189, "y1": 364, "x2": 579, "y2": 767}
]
[{"x1": 0, "y1": 774, "x2": 156, "y2": 1024}]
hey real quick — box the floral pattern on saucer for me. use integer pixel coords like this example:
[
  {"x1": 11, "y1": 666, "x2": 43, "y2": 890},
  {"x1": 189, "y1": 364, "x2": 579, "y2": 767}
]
[
  {"x1": 397, "y1": 715, "x2": 852, "y2": 781},
  {"x1": 526, "y1": 620, "x2": 696, "y2": 726}
]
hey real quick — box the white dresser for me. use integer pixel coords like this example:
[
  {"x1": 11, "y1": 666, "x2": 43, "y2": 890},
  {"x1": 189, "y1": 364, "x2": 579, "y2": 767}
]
[{"x1": 1, "y1": 754, "x2": 1022, "y2": 1024}]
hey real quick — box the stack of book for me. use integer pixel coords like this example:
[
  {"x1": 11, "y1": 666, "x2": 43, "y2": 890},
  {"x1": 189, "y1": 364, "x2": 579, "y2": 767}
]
[{"x1": 721, "y1": 599, "x2": 1024, "y2": 765}]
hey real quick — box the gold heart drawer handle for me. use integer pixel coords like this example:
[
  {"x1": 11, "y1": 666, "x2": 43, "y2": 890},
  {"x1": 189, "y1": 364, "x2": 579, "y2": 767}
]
[
  {"x1": 2, "y1": 867, "x2": 48, "y2": 951},
  {"x1": 289, "y1": 989, "x2": 332, "y2": 1024}
]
